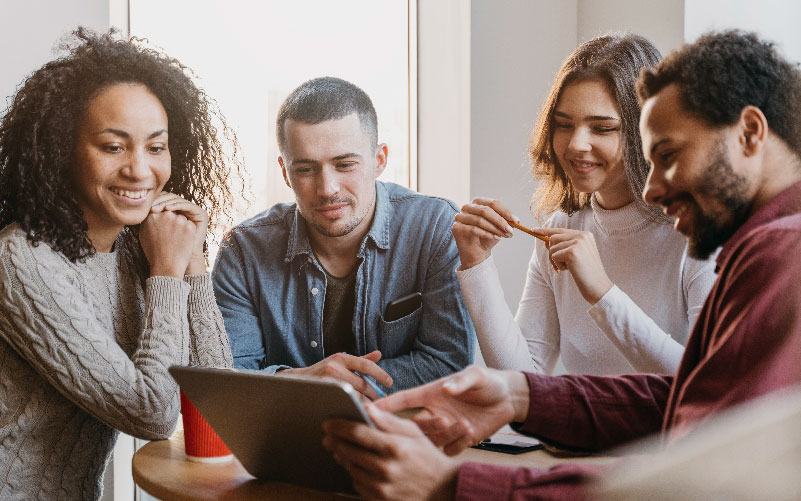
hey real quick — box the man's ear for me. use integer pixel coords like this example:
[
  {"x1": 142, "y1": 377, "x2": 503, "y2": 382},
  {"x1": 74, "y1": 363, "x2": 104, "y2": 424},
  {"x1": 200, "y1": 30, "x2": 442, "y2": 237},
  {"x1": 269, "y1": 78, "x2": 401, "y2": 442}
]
[
  {"x1": 374, "y1": 143, "x2": 388, "y2": 179},
  {"x1": 739, "y1": 105, "x2": 768, "y2": 157},
  {"x1": 279, "y1": 156, "x2": 292, "y2": 189}
]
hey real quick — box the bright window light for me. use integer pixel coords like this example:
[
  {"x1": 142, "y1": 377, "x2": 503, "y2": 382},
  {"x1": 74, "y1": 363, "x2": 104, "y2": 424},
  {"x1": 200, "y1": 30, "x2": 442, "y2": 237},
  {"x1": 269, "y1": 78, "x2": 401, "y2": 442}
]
[{"x1": 130, "y1": 0, "x2": 414, "y2": 233}]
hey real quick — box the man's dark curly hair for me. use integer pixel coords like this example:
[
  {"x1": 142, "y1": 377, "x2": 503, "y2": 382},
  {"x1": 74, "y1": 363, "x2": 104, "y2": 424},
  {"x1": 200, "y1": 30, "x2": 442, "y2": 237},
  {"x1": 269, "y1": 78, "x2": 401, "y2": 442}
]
[
  {"x1": 0, "y1": 27, "x2": 245, "y2": 262},
  {"x1": 637, "y1": 30, "x2": 801, "y2": 157}
]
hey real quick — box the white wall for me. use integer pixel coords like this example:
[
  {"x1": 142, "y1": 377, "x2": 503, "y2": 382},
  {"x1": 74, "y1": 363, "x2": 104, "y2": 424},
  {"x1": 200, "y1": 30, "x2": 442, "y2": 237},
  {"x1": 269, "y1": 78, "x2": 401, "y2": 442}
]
[
  {"x1": 0, "y1": 0, "x2": 110, "y2": 111},
  {"x1": 578, "y1": 0, "x2": 684, "y2": 55},
  {"x1": 684, "y1": 0, "x2": 801, "y2": 64}
]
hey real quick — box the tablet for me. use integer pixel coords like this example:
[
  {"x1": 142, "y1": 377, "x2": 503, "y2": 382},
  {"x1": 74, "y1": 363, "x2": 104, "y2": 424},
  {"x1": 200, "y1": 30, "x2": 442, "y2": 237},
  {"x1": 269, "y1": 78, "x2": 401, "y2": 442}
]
[{"x1": 168, "y1": 365, "x2": 373, "y2": 494}]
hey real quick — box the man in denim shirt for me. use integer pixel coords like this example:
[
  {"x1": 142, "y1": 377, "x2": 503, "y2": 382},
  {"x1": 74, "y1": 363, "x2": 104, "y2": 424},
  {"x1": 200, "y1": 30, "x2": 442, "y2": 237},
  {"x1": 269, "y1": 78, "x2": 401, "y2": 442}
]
[{"x1": 212, "y1": 77, "x2": 475, "y2": 396}]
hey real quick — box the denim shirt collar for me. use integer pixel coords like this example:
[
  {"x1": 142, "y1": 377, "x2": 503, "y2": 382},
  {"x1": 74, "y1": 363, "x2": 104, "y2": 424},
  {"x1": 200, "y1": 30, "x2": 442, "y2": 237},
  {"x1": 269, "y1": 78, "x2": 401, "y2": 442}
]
[{"x1": 284, "y1": 181, "x2": 392, "y2": 264}]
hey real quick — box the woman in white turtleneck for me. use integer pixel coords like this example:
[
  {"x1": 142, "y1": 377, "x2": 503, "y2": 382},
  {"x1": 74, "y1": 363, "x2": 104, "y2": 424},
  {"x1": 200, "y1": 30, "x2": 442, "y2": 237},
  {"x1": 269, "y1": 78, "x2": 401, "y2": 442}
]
[{"x1": 453, "y1": 34, "x2": 716, "y2": 376}]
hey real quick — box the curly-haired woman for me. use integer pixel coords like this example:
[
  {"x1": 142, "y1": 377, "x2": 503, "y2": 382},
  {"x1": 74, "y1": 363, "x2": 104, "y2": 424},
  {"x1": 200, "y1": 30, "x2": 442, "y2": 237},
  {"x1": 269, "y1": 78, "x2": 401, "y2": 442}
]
[
  {"x1": 453, "y1": 34, "x2": 717, "y2": 376},
  {"x1": 0, "y1": 28, "x2": 243, "y2": 498}
]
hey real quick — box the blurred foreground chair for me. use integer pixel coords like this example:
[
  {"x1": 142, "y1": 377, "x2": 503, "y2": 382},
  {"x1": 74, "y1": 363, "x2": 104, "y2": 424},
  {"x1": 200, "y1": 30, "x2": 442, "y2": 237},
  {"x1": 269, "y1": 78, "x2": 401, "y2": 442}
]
[{"x1": 595, "y1": 385, "x2": 801, "y2": 500}]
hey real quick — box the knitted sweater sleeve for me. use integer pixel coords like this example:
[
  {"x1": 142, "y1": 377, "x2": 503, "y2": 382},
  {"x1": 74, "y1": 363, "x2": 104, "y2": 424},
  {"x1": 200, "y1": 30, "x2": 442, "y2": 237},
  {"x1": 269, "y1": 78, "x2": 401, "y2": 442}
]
[
  {"x1": 457, "y1": 253, "x2": 559, "y2": 373},
  {"x1": 0, "y1": 235, "x2": 189, "y2": 440},
  {"x1": 184, "y1": 274, "x2": 233, "y2": 368}
]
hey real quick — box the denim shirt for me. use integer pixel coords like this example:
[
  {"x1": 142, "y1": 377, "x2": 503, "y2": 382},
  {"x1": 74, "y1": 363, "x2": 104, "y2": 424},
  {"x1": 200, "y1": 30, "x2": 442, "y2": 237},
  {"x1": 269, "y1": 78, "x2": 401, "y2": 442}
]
[{"x1": 212, "y1": 181, "x2": 475, "y2": 392}]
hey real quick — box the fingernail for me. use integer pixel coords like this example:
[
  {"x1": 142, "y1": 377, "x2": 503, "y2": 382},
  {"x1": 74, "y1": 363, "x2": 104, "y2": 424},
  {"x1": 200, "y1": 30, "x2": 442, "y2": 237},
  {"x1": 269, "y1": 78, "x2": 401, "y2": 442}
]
[
  {"x1": 511, "y1": 214, "x2": 520, "y2": 223},
  {"x1": 505, "y1": 224, "x2": 513, "y2": 233}
]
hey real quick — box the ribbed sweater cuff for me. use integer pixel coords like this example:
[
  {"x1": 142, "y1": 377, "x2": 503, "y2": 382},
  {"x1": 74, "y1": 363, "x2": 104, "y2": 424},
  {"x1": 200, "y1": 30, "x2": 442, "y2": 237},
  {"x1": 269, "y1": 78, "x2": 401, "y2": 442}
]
[
  {"x1": 587, "y1": 284, "x2": 620, "y2": 314},
  {"x1": 183, "y1": 273, "x2": 218, "y2": 311},
  {"x1": 145, "y1": 276, "x2": 190, "y2": 313}
]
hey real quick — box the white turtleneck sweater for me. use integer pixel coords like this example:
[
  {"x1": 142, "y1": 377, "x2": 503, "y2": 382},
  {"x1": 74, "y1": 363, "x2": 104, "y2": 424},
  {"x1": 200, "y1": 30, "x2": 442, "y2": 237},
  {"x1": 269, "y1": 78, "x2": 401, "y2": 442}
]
[{"x1": 457, "y1": 197, "x2": 717, "y2": 375}]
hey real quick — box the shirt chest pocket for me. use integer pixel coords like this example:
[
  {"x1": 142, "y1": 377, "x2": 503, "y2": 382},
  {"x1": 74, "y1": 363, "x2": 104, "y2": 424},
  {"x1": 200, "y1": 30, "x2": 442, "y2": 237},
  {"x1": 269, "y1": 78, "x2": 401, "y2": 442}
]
[{"x1": 377, "y1": 306, "x2": 422, "y2": 358}]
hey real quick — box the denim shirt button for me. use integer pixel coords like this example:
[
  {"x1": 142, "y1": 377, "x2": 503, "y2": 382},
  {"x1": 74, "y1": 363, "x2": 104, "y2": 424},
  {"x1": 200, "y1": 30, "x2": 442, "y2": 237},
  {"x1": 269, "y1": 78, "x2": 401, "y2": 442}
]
[
  {"x1": 311, "y1": 287, "x2": 319, "y2": 296},
  {"x1": 310, "y1": 340, "x2": 318, "y2": 348}
]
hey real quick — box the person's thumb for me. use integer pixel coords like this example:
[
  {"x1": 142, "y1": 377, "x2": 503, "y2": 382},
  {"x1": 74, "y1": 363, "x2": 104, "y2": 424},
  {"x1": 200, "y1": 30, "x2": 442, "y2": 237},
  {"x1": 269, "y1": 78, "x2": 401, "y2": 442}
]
[{"x1": 367, "y1": 403, "x2": 422, "y2": 437}]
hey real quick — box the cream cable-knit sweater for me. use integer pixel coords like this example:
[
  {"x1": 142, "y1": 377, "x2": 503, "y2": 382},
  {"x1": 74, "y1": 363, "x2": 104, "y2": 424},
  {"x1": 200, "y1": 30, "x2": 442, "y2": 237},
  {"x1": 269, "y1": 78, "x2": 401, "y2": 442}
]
[
  {"x1": 458, "y1": 196, "x2": 717, "y2": 375},
  {"x1": 0, "y1": 224, "x2": 233, "y2": 499}
]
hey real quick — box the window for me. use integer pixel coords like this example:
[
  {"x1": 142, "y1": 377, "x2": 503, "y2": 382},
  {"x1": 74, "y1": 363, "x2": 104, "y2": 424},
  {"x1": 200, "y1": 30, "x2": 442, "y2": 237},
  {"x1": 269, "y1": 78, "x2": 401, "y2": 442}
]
[{"x1": 130, "y1": 0, "x2": 416, "y2": 232}]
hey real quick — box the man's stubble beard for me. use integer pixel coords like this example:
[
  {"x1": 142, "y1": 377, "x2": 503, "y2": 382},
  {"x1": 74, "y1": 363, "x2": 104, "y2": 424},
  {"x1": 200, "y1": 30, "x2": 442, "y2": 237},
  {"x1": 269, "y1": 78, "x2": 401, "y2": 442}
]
[
  {"x1": 306, "y1": 192, "x2": 376, "y2": 239},
  {"x1": 686, "y1": 139, "x2": 752, "y2": 260}
]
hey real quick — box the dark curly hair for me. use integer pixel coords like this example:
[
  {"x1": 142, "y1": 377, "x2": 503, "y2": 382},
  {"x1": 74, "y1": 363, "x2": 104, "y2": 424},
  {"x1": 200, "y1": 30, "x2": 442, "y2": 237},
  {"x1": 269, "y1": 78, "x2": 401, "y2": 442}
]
[
  {"x1": 528, "y1": 33, "x2": 667, "y2": 223},
  {"x1": 0, "y1": 27, "x2": 245, "y2": 262},
  {"x1": 637, "y1": 30, "x2": 801, "y2": 158}
]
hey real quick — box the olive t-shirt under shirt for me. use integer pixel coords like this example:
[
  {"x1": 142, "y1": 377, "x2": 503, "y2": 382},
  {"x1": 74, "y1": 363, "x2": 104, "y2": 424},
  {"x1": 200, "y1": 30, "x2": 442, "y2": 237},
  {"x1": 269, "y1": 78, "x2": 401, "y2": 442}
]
[{"x1": 322, "y1": 267, "x2": 357, "y2": 356}]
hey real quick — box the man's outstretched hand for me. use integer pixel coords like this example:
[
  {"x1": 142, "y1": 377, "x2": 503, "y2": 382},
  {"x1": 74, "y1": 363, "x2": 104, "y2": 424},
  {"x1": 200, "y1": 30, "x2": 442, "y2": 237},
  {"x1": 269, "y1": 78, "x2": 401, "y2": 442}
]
[{"x1": 376, "y1": 365, "x2": 530, "y2": 455}]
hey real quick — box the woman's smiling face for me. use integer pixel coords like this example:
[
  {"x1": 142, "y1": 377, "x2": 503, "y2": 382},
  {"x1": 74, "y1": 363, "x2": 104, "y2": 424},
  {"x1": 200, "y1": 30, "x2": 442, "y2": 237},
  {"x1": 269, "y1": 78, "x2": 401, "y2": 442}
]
[
  {"x1": 552, "y1": 79, "x2": 632, "y2": 209},
  {"x1": 73, "y1": 83, "x2": 171, "y2": 246}
]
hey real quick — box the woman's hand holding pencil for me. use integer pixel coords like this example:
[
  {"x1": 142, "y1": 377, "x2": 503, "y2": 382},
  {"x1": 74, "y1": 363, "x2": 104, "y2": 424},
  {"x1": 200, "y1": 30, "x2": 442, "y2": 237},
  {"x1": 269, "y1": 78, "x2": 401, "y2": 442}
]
[{"x1": 453, "y1": 197, "x2": 547, "y2": 270}]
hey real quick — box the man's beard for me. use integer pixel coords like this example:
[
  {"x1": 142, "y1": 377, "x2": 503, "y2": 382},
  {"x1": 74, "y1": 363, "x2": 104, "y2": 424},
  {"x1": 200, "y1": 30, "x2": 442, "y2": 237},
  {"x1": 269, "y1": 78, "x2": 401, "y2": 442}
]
[
  {"x1": 684, "y1": 140, "x2": 751, "y2": 259},
  {"x1": 306, "y1": 194, "x2": 373, "y2": 238}
]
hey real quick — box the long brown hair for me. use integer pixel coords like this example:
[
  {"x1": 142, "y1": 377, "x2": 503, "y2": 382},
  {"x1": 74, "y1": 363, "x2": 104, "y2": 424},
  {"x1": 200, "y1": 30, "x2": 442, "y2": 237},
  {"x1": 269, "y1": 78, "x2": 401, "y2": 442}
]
[{"x1": 528, "y1": 33, "x2": 667, "y2": 222}]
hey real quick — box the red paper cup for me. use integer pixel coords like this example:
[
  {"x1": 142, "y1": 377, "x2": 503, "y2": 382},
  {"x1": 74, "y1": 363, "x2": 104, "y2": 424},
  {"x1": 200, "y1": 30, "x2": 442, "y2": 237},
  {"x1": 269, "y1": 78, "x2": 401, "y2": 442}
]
[{"x1": 180, "y1": 390, "x2": 233, "y2": 463}]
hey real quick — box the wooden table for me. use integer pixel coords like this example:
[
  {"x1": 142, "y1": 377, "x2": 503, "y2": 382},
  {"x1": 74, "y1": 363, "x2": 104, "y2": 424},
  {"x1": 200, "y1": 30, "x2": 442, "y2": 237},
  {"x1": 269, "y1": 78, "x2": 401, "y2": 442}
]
[{"x1": 133, "y1": 430, "x2": 614, "y2": 500}]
